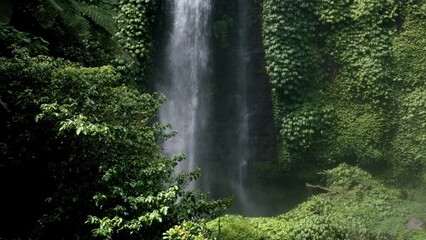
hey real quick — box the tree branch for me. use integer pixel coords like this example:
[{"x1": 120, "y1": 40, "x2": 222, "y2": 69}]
[
  {"x1": 0, "y1": 94, "x2": 11, "y2": 112},
  {"x1": 305, "y1": 183, "x2": 330, "y2": 192}
]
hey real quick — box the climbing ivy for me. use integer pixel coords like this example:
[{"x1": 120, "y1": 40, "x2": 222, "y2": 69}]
[
  {"x1": 316, "y1": 0, "x2": 398, "y2": 105},
  {"x1": 262, "y1": 0, "x2": 319, "y2": 108},
  {"x1": 261, "y1": 0, "x2": 426, "y2": 182},
  {"x1": 387, "y1": 1, "x2": 426, "y2": 185},
  {"x1": 281, "y1": 104, "x2": 333, "y2": 150},
  {"x1": 262, "y1": 0, "x2": 326, "y2": 170},
  {"x1": 115, "y1": 0, "x2": 156, "y2": 83}
]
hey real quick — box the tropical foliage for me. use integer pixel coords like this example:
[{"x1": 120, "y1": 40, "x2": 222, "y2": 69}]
[
  {"x1": 2, "y1": 0, "x2": 426, "y2": 239},
  {"x1": 262, "y1": 0, "x2": 426, "y2": 185},
  {"x1": 208, "y1": 164, "x2": 426, "y2": 240},
  {"x1": 0, "y1": 1, "x2": 227, "y2": 239}
]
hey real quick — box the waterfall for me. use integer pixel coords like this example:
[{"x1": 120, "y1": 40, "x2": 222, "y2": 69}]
[
  {"x1": 234, "y1": 0, "x2": 251, "y2": 212},
  {"x1": 157, "y1": 0, "x2": 307, "y2": 216},
  {"x1": 158, "y1": 0, "x2": 211, "y2": 174},
  {"x1": 237, "y1": 0, "x2": 250, "y2": 185}
]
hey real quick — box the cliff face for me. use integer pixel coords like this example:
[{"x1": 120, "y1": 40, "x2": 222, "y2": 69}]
[
  {"x1": 208, "y1": 0, "x2": 277, "y2": 172},
  {"x1": 261, "y1": 0, "x2": 426, "y2": 185},
  {"x1": 199, "y1": 0, "x2": 280, "y2": 214}
]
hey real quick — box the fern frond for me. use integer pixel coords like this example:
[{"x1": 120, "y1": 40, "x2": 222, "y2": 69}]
[
  {"x1": 46, "y1": 0, "x2": 64, "y2": 11},
  {"x1": 35, "y1": 0, "x2": 61, "y2": 28},
  {"x1": 36, "y1": 0, "x2": 117, "y2": 37},
  {"x1": 59, "y1": 0, "x2": 90, "y2": 36},
  {"x1": 78, "y1": 3, "x2": 117, "y2": 34}
]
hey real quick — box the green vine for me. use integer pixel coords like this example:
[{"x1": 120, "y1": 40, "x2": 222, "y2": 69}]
[
  {"x1": 316, "y1": 0, "x2": 399, "y2": 105},
  {"x1": 262, "y1": 0, "x2": 327, "y2": 167},
  {"x1": 261, "y1": 0, "x2": 424, "y2": 179},
  {"x1": 115, "y1": 0, "x2": 156, "y2": 83},
  {"x1": 281, "y1": 105, "x2": 333, "y2": 150}
]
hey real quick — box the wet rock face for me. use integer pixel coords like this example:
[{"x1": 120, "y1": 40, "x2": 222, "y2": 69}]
[{"x1": 406, "y1": 217, "x2": 425, "y2": 230}]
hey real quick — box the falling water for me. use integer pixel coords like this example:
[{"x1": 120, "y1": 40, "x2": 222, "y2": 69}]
[
  {"x1": 157, "y1": 0, "x2": 309, "y2": 216},
  {"x1": 158, "y1": 0, "x2": 211, "y2": 174},
  {"x1": 237, "y1": 0, "x2": 250, "y2": 184},
  {"x1": 234, "y1": 0, "x2": 251, "y2": 212}
]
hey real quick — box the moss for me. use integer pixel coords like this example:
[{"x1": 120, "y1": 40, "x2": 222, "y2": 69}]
[{"x1": 212, "y1": 14, "x2": 234, "y2": 49}]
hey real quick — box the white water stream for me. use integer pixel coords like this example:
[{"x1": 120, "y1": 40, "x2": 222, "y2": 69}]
[{"x1": 158, "y1": 0, "x2": 211, "y2": 174}]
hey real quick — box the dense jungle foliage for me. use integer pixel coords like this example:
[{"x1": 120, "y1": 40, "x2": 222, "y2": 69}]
[
  {"x1": 254, "y1": 0, "x2": 426, "y2": 237},
  {"x1": 208, "y1": 164, "x2": 426, "y2": 239},
  {"x1": 262, "y1": 0, "x2": 426, "y2": 186},
  {"x1": 1, "y1": 0, "x2": 426, "y2": 239},
  {"x1": 0, "y1": 0, "x2": 227, "y2": 239}
]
